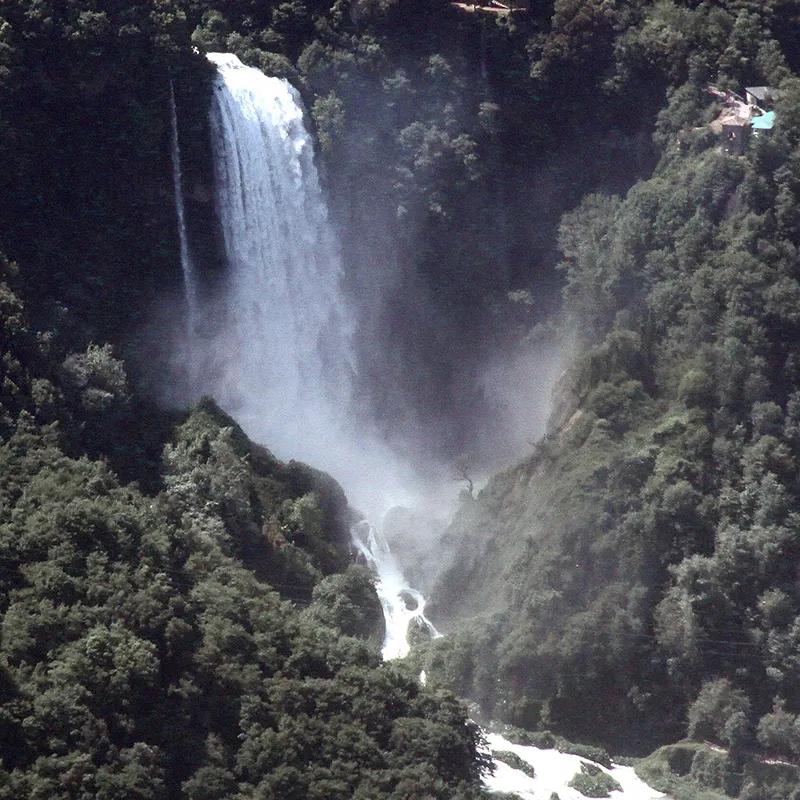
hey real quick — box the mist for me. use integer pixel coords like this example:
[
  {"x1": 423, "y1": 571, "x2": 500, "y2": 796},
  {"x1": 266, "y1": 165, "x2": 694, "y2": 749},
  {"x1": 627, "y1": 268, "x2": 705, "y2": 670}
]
[{"x1": 157, "y1": 51, "x2": 571, "y2": 624}]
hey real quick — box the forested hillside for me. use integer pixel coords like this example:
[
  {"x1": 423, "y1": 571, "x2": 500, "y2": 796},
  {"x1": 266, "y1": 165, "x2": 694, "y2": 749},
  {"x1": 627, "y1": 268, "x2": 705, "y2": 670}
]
[
  {"x1": 7, "y1": 0, "x2": 800, "y2": 798},
  {"x1": 0, "y1": 253, "x2": 490, "y2": 797},
  {"x1": 0, "y1": 1, "x2": 507, "y2": 792},
  {"x1": 410, "y1": 0, "x2": 800, "y2": 791}
]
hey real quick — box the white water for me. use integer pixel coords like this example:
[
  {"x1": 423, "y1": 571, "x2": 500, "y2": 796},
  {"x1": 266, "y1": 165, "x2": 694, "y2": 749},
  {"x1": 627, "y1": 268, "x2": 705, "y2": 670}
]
[
  {"x1": 204, "y1": 53, "x2": 354, "y2": 461},
  {"x1": 169, "y1": 81, "x2": 198, "y2": 331},
  {"x1": 351, "y1": 520, "x2": 440, "y2": 659},
  {"x1": 191, "y1": 53, "x2": 434, "y2": 660},
  {"x1": 483, "y1": 732, "x2": 668, "y2": 800}
]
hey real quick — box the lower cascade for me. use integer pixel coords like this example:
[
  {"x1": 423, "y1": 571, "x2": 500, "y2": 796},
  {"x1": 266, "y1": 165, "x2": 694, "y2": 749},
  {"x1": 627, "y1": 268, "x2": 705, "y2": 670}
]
[
  {"x1": 179, "y1": 52, "x2": 435, "y2": 659},
  {"x1": 351, "y1": 520, "x2": 440, "y2": 660},
  {"x1": 483, "y1": 732, "x2": 667, "y2": 800}
]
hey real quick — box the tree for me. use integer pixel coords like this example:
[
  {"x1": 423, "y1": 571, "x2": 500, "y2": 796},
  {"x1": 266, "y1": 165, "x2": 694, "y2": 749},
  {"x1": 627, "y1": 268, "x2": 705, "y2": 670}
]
[
  {"x1": 756, "y1": 699, "x2": 800, "y2": 757},
  {"x1": 687, "y1": 679, "x2": 751, "y2": 744}
]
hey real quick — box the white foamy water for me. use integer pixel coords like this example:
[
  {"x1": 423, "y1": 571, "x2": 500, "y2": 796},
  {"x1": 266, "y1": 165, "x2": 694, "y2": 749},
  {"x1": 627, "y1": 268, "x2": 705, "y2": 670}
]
[
  {"x1": 483, "y1": 732, "x2": 668, "y2": 800},
  {"x1": 351, "y1": 519, "x2": 440, "y2": 659},
  {"x1": 202, "y1": 53, "x2": 354, "y2": 466}
]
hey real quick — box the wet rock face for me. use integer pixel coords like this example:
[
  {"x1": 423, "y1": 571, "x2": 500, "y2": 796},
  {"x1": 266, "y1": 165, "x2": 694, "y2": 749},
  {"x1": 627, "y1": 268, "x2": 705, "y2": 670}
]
[
  {"x1": 188, "y1": 180, "x2": 213, "y2": 203},
  {"x1": 399, "y1": 589, "x2": 419, "y2": 611}
]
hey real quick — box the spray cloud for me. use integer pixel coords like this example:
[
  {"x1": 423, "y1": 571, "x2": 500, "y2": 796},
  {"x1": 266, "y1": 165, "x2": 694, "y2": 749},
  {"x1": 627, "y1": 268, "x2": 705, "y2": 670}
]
[{"x1": 165, "y1": 53, "x2": 563, "y2": 654}]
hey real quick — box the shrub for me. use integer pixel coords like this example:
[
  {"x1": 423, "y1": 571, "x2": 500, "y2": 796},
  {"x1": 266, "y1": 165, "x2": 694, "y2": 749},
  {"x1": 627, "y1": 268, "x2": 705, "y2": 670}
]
[
  {"x1": 559, "y1": 742, "x2": 612, "y2": 769},
  {"x1": 567, "y1": 761, "x2": 622, "y2": 798},
  {"x1": 678, "y1": 367, "x2": 715, "y2": 409},
  {"x1": 492, "y1": 750, "x2": 535, "y2": 778},
  {"x1": 305, "y1": 565, "x2": 383, "y2": 640},
  {"x1": 690, "y1": 749, "x2": 743, "y2": 796},
  {"x1": 496, "y1": 726, "x2": 556, "y2": 750},
  {"x1": 757, "y1": 699, "x2": 800, "y2": 757}
]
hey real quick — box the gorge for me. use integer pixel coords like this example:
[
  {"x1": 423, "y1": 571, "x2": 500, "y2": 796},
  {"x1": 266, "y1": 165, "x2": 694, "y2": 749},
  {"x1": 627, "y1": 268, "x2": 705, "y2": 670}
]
[
  {"x1": 175, "y1": 58, "x2": 668, "y2": 800},
  {"x1": 6, "y1": 1, "x2": 800, "y2": 798}
]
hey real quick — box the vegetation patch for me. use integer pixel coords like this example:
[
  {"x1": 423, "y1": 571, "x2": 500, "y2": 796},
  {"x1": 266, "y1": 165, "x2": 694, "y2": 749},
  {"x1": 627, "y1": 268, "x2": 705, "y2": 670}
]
[
  {"x1": 9, "y1": 0, "x2": 800, "y2": 790},
  {"x1": 567, "y1": 761, "x2": 622, "y2": 798},
  {"x1": 492, "y1": 750, "x2": 536, "y2": 778},
  {"x1": 0, "y1": 267, "x2": 492, "y2": 799},
  {"x1": 496, "y1": 726, "x2": 611, "y2": 768},
  {"x1": 633, "y1": 742, "x2": 799, "y2": 800}
]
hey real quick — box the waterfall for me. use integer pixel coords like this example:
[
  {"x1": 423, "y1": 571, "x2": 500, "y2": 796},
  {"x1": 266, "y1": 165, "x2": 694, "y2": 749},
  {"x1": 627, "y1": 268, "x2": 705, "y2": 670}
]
[
  {"x1": 193, "y1": 52, "x2": 435, "y2": 660},
  {"x1": 351, "y1": 520, "x2": 440, "y2": 660},
  {"x1": 169, "y1": 81, "x2": 198, "y2": 331},
  {"x1": 204, "y1": 52, "x2": 354, "y2": 464}
]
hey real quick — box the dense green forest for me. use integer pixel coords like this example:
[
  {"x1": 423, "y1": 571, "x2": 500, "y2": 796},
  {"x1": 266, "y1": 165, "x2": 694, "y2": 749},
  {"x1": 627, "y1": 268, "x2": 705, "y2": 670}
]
[
  {"x1": 404, "y1": 3, "x2": 800, "y2": 797},
  {"x1": 0, "y1": 252, "x2": 491, "y2": 797},
  {"x1": 7, "y1": 0, "x2": 800, "y2": 798}
]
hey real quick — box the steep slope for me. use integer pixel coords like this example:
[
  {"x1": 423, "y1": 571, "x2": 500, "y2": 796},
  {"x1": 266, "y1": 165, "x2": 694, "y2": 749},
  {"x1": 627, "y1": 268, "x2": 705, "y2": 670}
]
[
  {"x1": 0, "y1": 258, "x2": 491, "y2": 799},
  {"x1": 7, "y1": 0, "x2": 800, "y2": 794},
  {"x1": 423, "y1": 77, "x2": 800, "y2": 762}
]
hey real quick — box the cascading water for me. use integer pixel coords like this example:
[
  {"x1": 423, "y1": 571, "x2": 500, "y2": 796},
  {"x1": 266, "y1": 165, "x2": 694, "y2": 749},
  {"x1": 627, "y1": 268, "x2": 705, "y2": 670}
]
[
  {"x1": 351, "y1": 520, "x2": 440, "y2": 660},
  {"x1": 169, "y1": 81, "x2": 198, "y2": 332},
  {"x1": 188, "y1": 53, "x2": 433, "y2": 659},
  {"x1": 170, "y1": 55, "x2": 662, "y2": 800},
  {"x1": 203, "y1": 53, "x2": 354, "y2": 463}
]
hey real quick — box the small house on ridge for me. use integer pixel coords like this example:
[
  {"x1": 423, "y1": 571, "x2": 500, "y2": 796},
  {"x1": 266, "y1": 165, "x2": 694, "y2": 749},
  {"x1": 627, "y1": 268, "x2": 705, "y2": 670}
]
[{"x1": 707, "y1": 85, "x2": 776, "y2": 154}]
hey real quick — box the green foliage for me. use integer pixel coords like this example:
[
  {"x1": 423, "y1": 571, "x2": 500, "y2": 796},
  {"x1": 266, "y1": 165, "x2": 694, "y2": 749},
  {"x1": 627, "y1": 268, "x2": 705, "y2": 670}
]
[
  {"x1": 305, "y1": 565, "x2": 384, "y2": 640},
  {"x1": 491, "y1": 750, "x2": 535, "y2": 778},
  {"x1": 638, "y1": 739, "x2": 800, "y2": 800},
  {"x1": 558, "y1": 194, "x2": 626, "y2": 344},
  {"x1": 5, "y1": 0, "x2": 800, "y2": 785},
  {"x1": 162, "y1": 398, "x2": 352, "y2": 599},
  {"x1": 756, "y1": 699, "x2": 800, "y2": 757},
  {"x1": 0, "y1": 405, "x2": 490, "y2": 798},
  {"x1": 496, "y1": 726, "x2": 612, "y2": 768},
  {"x1": 428, "y1": 15, "x2": 800, "y2": 748},
  {"x1": 690, "y1": 749, "x2": 744, "y2": 797},
  {"x1": 0, "y1": 279, "x2": 488, "y2": 799},
  {"x1": 497, "y1": 726, "x2": 556, "y2": 750},
  {"x1": 567, "y1": 761, "x2": 622, "y2": 798},
  {"x1": 636, "y1": 743, "x2": 735, "y2": 800},
  {"x1": 311, "y1": 90, "x2": 345, "y2": 150}
]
